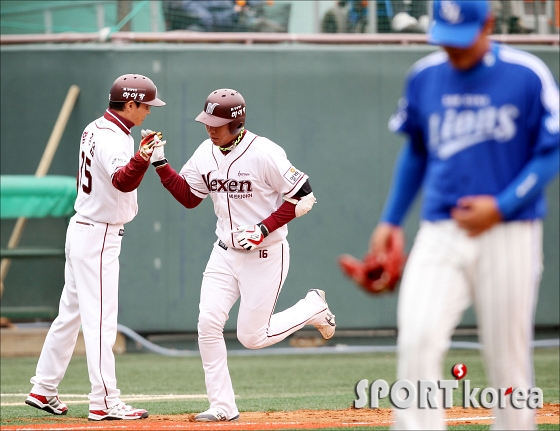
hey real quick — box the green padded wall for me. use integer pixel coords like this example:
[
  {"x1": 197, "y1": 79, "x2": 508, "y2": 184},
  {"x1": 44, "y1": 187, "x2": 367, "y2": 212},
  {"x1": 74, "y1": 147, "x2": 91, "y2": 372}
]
[{"x1": 1, "y1": 44, "x2": 558, "y2": 331}]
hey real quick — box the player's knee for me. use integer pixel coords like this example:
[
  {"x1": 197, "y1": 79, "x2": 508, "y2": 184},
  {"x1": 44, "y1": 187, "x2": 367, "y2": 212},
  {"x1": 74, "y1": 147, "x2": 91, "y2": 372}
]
[
  {"x1": 237, "y1": 332, "x2": 263, "y2": 350},
  {"x1": 197, "y1": 312, "x2": 224, "y2": 338}
]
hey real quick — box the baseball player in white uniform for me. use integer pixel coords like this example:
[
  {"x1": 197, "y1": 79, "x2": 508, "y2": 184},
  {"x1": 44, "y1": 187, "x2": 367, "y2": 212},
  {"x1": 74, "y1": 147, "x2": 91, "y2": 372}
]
[
  {"x1": 150, "y1": 89, "x2": 336, "y2": 422},
  {"x1": 26, "y1": 74, "x2": 166, "y2": 421},
  {"x1": 370, "y1": 1, "x2": 559, "y2": 429}
]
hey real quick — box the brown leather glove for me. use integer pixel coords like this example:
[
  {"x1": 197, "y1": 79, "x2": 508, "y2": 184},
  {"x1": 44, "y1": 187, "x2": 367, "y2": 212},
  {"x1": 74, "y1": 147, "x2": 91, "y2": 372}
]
[{"x1": 338, "y1": 229, "x2": 406, "y2": 294}]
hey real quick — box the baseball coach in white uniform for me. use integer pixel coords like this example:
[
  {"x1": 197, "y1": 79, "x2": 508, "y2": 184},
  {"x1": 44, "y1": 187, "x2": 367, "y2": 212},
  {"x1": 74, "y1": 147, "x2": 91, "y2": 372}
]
[
  {"x1": 150, "y1": 88, "x2": 336, "y2": 422},
  {"x1": 26, "y1": 74, "x2": 165, "y2": 421}
]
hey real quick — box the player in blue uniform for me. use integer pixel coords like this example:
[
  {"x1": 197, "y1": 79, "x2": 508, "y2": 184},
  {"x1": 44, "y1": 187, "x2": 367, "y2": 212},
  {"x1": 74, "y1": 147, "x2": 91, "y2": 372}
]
[{"x1": 369, "y1": 1, "x2": 559, "y2": 429}]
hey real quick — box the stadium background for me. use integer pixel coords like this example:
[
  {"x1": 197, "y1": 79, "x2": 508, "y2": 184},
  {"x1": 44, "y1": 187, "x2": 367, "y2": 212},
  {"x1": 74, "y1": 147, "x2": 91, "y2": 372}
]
[{"x1": 1, "y1": 0, "x2": 559, "y2": 334}]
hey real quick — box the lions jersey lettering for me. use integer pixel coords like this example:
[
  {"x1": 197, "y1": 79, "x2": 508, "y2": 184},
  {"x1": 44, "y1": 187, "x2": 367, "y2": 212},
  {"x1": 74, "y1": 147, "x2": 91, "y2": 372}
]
[{"x1": 428, "y1": 102, "x2": 519, "y2": 159}]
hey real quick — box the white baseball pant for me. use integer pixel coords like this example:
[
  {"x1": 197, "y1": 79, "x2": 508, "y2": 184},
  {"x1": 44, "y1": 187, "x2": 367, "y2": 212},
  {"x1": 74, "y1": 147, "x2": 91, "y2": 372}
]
[
  {"x1": 394, "y1": 220, "x2": 542, "y2": 430},
  {"x1": 198, "y1": 239, "x2": 328, "y2": 419},
  {"x1": 30, "y1": 214, "x2": 125, "y2": 410}
]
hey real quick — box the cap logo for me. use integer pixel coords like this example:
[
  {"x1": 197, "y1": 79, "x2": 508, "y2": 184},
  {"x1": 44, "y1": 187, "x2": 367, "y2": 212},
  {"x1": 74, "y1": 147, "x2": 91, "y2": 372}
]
[
  {"x1": 206, "y1": 102, "x2": 219, "y2": 114},
  {"x1": 440, "y1": 1, "x2": 462, "y2": 24}
]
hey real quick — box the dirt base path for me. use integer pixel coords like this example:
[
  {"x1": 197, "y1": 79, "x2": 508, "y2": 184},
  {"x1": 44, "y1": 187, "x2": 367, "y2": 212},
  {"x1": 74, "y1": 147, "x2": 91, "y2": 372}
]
[{"x1": 3, "y1": 404, "x2": 558, "y2": 430}]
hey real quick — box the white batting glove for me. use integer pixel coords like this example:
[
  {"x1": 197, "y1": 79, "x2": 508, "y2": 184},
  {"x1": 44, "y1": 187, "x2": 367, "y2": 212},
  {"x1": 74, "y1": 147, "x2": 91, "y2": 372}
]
[
  {"x1": 233, "y1": 223, "x2": 269, "y2": 251},
  {"x1": 150, "y1": 135, "x2": 167, "y2": 167}
]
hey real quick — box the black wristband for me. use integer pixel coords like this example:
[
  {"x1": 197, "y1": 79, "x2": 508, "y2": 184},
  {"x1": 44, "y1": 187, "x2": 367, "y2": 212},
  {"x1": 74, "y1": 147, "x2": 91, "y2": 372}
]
[
  {"x1": 257, "y1": 222, "x2": 269, "y2": 238},
  {"x1": 152, "y1": 158, "x2": 168, "y2": 168}
]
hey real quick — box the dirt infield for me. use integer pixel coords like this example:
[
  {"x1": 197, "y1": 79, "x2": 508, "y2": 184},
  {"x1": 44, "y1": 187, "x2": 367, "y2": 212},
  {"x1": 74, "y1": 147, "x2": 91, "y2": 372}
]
[{"x1": 3, "y1": 404, "x2": 558, "y2": 430}]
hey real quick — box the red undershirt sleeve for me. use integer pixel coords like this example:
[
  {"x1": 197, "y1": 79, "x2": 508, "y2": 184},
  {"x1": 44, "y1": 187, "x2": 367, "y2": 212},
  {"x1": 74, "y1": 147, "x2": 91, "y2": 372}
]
[
  {"x1": 261, "y1": 200, "x2": 297, "y2": 233},
  {"x1": 155, "y1": 164, "x2": 204, "y2": 209},
  {"x1": 111, "y1": 152, "x2": 150, "y2": 193}
]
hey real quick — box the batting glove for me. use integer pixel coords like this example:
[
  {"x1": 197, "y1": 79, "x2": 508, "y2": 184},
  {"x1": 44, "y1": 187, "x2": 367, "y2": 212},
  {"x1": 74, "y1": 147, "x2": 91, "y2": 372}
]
[
  {"x1": 150, "y1": 135, "x2": 168, "y2": 168},
  {"x1": 138, "y1": 129, "x2": 162, "y2": 161},
  {"x1": 233, "y1": 223, "x2": 269, "y2": 251}
]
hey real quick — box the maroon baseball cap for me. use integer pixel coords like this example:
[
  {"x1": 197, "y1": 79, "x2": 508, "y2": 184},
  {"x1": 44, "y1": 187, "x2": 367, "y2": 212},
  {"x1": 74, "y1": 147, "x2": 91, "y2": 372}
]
[{"x1": 109, "y1": 74, "x2": 165, "y2": 106}]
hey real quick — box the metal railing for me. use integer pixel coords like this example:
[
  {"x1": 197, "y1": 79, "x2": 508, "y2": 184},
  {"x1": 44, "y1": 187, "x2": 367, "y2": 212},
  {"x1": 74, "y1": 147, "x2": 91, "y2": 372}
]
[{"x1": 1, "y1": 30, "x2": 558, "y2": 45}]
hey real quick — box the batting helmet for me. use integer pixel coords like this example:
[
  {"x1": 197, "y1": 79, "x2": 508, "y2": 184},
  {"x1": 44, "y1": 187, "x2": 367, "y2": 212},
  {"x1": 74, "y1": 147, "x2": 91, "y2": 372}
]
[
  {"x1": 109, "y1": 74, "x2": 165, "y2": 106},
  {"x1": 195, "y1": 89, "x2": 246, "y2": 135}
]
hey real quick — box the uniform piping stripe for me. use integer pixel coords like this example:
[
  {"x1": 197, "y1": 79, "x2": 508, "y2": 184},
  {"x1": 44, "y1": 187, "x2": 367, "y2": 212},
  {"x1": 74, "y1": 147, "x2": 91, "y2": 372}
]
[
  {"x1": 285, "y1": 174, "x2": 307, "y2": 196},
  {"x1": 94, "y1": 122, "x2": 116, "y2": 133},
  {"x1": 266, "y1": 243, "x2": 285, "y2": 337},
  {"x1": 183, "y1": 164, "x2": 210, "y2": 197},
  {"x1": 211, "y1": 144, "x2": 219, "y2": 167},
  {"x1": 264, "y1": 247, "x2": 328, "y2": 339},
  {"x1": 99, "y1": 223, "x2": 110, "y2": 409},
  {"x1": 226, "y1": 134, "x2": 258, "y2": 248},
  {"x1": 268, "y1": 308, "x2": 327, "y2": 338},
  {"x1": 188, "y1": 182, "x2": 209, "y2": 197}
]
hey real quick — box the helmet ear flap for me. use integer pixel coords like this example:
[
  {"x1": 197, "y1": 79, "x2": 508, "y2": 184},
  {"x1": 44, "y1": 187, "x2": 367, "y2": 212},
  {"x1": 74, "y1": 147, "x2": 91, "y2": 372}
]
[{"x1": 229, "y1": 120, "x2": 244, "y2": 135}]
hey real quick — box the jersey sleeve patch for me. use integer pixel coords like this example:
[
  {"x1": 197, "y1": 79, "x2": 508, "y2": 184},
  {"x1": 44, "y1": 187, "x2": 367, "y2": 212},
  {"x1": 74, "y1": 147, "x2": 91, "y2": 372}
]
[
  {"x1": 110, "y1": 156, "x2": 128, "y2": 171},
  {"x1": 283, "y1": 166, "x2": 304, "y2": 185}
]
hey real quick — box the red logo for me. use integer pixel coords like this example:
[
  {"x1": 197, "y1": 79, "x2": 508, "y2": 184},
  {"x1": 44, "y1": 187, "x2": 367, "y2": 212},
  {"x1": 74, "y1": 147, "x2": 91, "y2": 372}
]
[{"x1": 452, "y1": 363, "x2": 467, "y2": 380}]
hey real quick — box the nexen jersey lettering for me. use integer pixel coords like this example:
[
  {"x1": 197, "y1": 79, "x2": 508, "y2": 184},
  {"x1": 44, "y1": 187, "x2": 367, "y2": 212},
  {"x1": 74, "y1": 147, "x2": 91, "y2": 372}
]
[
  {"x1": 201, "y1": 174, "x2": 253, "y2": 194},
  {"x1": 74, "y1": 116, "x2": 138, "y2": 224},
  {"x1": 389, "y1": 43, "x2": 559, "y2": 221},
  {"x1": 179, "y1": 130, "x2": 308, "y2": 249}
]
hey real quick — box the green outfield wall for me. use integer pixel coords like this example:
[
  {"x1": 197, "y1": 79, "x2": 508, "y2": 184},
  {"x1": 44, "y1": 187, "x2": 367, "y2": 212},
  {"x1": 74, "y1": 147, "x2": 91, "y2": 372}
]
[{"x1": 1, "y1": 44, "x2": 558, "y2": 332}]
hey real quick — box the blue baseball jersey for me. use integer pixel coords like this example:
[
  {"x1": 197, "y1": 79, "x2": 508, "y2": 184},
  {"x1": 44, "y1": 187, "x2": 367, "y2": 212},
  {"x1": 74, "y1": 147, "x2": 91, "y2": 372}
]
[{"x1": 389, "y1": 42, "x2": 559, "y2": 221}]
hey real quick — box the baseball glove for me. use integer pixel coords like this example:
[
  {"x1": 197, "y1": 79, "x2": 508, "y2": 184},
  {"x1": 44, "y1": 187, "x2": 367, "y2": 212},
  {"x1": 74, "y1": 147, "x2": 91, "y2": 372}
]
[{"x1": 338, "y1": 230, "x2": 406, "y2": 295}]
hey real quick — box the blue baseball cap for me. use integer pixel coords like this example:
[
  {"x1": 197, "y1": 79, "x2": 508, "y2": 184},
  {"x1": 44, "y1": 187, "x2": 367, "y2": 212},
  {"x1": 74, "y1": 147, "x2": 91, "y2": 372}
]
[{"x1": 429, "y1": 0, "x2": 490, "y2": 48}]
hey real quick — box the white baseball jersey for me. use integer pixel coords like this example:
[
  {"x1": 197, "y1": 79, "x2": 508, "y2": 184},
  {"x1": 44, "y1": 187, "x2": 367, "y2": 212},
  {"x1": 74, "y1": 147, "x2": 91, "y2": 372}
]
[
  {"x1": 179, "y1": 130, "x2": 308, "y2": 249},
  {"x1": 74, "y1": 111, "x2": 138, "y2": 225},
  {"x1": 30, "y1": 109, "x2": 143, "y2": 411}
]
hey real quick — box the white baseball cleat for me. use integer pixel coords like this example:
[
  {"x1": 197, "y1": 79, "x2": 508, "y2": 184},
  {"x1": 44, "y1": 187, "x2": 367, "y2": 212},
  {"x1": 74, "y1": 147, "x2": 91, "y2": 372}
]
[
  {"x1": 88, "y1": 403, "x2": 148, "y2": 421},
  {"x1": 308, "y1": 289, "x2": 336, "y2": 340},
  {"x1": 194, "y1": 408, "x2": 240, "y2": 422},
  {"x1": 25, "y1": 393, "x2": 68, "y2": 415}
]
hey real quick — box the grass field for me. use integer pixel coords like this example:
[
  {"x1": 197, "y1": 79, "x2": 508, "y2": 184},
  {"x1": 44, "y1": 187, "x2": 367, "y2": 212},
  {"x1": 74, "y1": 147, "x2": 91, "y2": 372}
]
[{"x1": 1, "y1": 347, "x2": 558, "y2": 429}]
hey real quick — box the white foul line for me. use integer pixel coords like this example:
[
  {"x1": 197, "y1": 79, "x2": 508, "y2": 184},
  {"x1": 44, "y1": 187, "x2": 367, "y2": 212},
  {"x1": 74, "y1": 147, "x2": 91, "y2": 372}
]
[{"x1": 1, "y1": 393, "x2": 208, "y2": 407}]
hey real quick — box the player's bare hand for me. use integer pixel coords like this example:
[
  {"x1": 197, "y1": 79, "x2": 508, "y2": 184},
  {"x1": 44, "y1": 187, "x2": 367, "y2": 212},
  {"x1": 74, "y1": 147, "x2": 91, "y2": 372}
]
[
  {"x1": 369, "y1": 222, "x2": 403, "y2": 264},
  {"x1": 451, "y1": 195, "x2": 503, "y2": 237}
]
